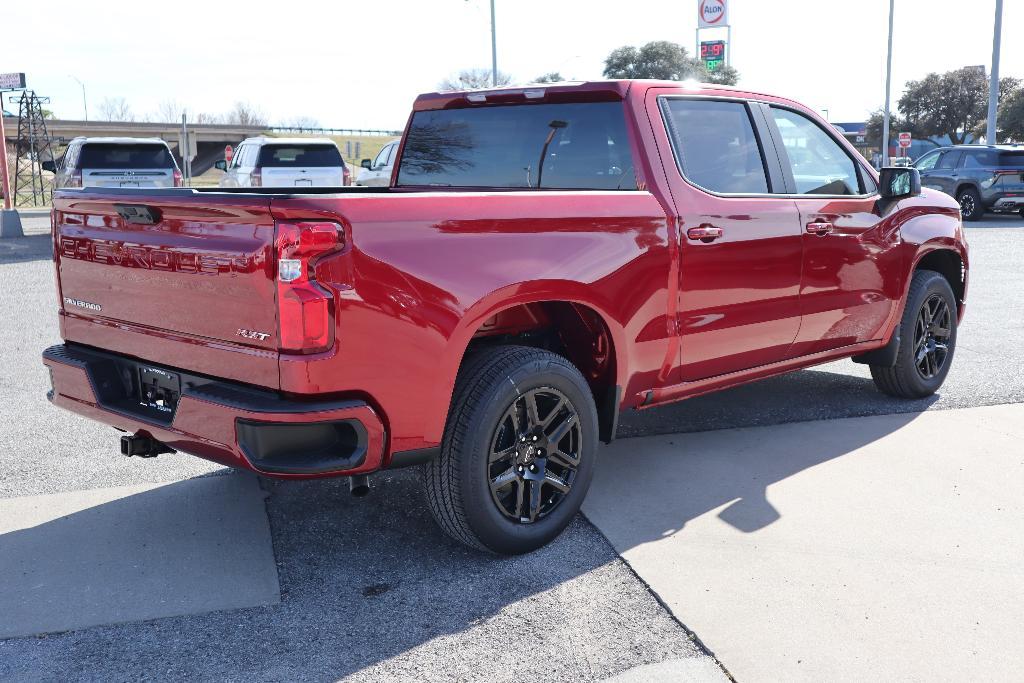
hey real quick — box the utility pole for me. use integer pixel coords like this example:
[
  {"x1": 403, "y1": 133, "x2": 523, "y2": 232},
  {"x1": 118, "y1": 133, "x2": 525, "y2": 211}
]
[
  {"x1": 986, "y1": 0, "x2": 1003, "y2": 143},
  {"x1": 70, "y1": 75, "x2": 88, "y2": 121},
  {"x1": 490, "y1": 0, "x2": 498, "y2": 86},
  {"x1": 881, "y1": 0, "x2": 895, "y2": 167}
]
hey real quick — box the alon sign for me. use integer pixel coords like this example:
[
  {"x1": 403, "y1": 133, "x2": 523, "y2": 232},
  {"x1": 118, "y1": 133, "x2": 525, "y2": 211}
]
[
  {"x1": 698, "y1": 0, "x2": 728, "y2": 28},
  {"x1": 0, "y1": 72, "x2": 26, "y2": 90}
]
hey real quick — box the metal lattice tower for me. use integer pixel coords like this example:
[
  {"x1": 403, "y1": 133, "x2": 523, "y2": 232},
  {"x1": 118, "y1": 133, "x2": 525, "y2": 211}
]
[{"x1": 12, "y1": 91, "x2": 56, "y2": 207}]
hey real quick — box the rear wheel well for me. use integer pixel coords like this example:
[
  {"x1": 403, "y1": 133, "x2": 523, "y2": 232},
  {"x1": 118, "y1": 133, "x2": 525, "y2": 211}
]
[
  {"x1": 463, "y1": 302, "x2": 619, "y2": 442},
  {"x1": 915, "y1": 249, "x2": 964, "y2": 309}
]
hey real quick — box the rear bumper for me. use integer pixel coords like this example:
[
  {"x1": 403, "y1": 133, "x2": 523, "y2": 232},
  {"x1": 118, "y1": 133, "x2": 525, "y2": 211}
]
[
  {"x1": 990, "y1": 196, "x2": 1024, "y2": 212},
  {"x1": 42, "y1": 343, "x2": 386, "y2": 478}
]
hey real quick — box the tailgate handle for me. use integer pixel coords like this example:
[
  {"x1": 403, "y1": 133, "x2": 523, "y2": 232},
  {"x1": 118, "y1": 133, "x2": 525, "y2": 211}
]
[{"x1": 115, "y1": 204, "x2": 161, "y2": 225}]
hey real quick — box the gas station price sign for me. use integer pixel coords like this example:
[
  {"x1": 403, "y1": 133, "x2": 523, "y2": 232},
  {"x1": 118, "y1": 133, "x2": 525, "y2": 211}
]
[{"x1": 700, "y1": 40, "x2": 726, "y2": 71}]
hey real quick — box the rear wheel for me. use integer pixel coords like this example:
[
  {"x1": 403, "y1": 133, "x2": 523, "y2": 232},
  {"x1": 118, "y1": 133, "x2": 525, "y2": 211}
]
[
  {"x1": 957, "y1": 187, "x2": 983, "y2": 221},
  {"x1": 870, "y1": 269, "x2": 958, "y2": 398},
  {"x1": 423, "y1": 345, "x2": 598, "y2": 555}
]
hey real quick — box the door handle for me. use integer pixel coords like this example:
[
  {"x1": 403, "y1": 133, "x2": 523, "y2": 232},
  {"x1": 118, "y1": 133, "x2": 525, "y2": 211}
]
[
  {"x1": 686, "y1": 225, "x2": 724, "y2": 242},
  {"x1": 806, "y1": 222, "x2": 834, "y2": 236}
]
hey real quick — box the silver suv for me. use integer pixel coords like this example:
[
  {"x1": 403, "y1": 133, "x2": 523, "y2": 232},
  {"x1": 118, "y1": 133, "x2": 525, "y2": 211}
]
[{"x1": 44, "y1": 137, "x2": 182, "y2": 189}]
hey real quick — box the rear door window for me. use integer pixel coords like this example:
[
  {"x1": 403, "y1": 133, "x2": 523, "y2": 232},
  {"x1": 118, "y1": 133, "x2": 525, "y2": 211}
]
[
  {"x1": 964, "y1": 150, "x2": 1024, "y2": 168},
  {"x1": 396, "y1": 102, "x2": 635, "y2": 189},
  {"x1": 660, "y1": 99, "x2": 770, "y2": 194},
  {"x1": 937, "y1": 150, "x2": 963, "y2": 170},
  {"x1": 770, "y1": 107, "x2": 861, "y2": 195},
  {"x1": 257, "y1": 144, "x2": 342, "y2": 167},
  {"x1": 78, "y1": 143, "x2": 175, "y2": 169}
]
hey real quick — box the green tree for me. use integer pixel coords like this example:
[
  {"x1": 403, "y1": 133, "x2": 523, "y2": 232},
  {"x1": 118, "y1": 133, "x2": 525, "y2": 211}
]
[
  {"x1": 704, "y1": 64, "x2": 739, "y2": 86},
  {"x1": 898, "y1": 67, "x2": 1019, "y2": 144},
  {"x1": 865, "y1": 109, "x2": 921, "y2": 149},
  {"x1": 533, "y1": 72, "x2": 564, "y2": 83},
  {"x1": 603, "y1": 40, "x2": 739, "y2": 85},
  {"x1": 439, "y1": 68, "x2": 513, "y2": 90},
  {"x1": 998, "y1": 87, "x2": 1024, "y2": 141}
]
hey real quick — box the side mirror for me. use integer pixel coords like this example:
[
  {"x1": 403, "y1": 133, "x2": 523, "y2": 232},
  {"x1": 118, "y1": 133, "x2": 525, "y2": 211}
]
[
  {"x1": 360, "y1": 159, "x2": 372, "y2": 169},
  {"x1": 878, "y1": 167, "x2": 921, "y2": 199},
  {"x1": 41, "y1": 160, "x2": 57, "y2": 173},
  {"x1": 214, "y1": 160, "x2": 227, "y2": 171}
]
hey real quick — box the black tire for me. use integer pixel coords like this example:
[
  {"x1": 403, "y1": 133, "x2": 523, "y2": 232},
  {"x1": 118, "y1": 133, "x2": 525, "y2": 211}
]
[
  {"x1": 870, "y1": 269, "x2": 958, "y2": 398},
  {"x1": 423, "y1": 345, "x2": 599, "y2": 555},
  {"x1": 957, "y1": 187, "x2": 983, "y2": 221}
]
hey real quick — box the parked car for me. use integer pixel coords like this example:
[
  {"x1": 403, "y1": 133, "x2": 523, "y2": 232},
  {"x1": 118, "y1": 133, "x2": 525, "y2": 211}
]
[
  {"x1": 914, "y1": 144, "x2": 1024, "y2": 220},
  {"x1": 42, "y1": 137, "x2": 182, "y2": 189},
  {"x1": 355, "y1": 140, "x2": 399, "y2": 186},
  {"x1": 216, "y1": 137, "x2": 350, "y2": 187},
  {"x1": 44, "y1": 80, "x2": 968, "y2": 555}
]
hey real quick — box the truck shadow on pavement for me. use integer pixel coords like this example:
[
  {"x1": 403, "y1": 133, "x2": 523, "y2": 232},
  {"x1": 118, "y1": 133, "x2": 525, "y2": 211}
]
[
  {"x1": 0, "y1": 469, "x2": 700, "y2": 682},
  {"x1": 0, "y1": 368, "x2": 938, "y2": 681}
]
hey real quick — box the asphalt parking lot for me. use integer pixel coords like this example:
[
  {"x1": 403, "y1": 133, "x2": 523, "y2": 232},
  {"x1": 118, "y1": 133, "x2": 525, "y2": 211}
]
[{"x1": 1, "y1": 213, "x2": 1022, "y2": 681}]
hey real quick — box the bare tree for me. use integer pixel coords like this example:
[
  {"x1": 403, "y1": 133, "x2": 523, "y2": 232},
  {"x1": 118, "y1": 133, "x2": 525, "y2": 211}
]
[
  {"x1": 281, "y1": 115, "x2": 321, "y2": 129},
  {"x1": 193, "y1": 111, "x2": 223, "y2": 125},
  {"x1": 153, "y1": 99, "x2": 186, "y2": 123},
  {"x1": 97, "y1": 97, "x2": 134, "y2": 122},
  {"x1": 439, "y1": 68, "x2": 513, "y2": 91},
  {"x1": 224, "y1": 101, "x2": 268, "y2": 127}
]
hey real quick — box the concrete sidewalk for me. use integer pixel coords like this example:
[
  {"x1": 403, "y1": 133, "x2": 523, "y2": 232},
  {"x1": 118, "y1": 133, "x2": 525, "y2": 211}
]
[{"x1": 584, "y1": 403, "x2": 1024, "y2": 682}]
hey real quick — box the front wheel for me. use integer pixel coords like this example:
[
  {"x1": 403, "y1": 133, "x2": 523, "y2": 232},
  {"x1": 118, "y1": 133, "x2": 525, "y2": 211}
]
[
  {"x1": 423, "y1": 345, "x2": 598, "y2": 555},
  {"x1": 870, "y1": 269, "x2": 958, "y2": 398}
]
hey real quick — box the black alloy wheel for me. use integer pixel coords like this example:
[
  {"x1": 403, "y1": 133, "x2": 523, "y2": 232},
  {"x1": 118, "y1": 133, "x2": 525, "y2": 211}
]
[
  {"x1": 913, "y1": 293, "x2": 952, "y2": 380},
  {"x1": 487, "y1": 387, "x2": 581, "y2": 524}
]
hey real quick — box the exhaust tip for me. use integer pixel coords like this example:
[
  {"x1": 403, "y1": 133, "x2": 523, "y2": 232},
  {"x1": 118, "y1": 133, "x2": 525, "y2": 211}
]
[{"x1": 349, "y1": 474, "x2": 370, "y2": 497}]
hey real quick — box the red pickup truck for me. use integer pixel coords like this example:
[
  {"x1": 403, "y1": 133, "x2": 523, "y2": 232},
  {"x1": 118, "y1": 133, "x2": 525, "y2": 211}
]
[{"x1": 44, "y1": 80, "x2": 968, "y2": 554}]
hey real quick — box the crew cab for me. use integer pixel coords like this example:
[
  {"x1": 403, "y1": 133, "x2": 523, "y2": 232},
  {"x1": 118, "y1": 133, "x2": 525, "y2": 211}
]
[
  {"x1": 914, "y1": 144, "x2": 1024, "y2": 220},
  {"x1": 216, "y1": 137, "x2": 350, "y2": 187},
  {"x1": 43, "y1": 81, "x2": 968, "y2": 555},
  {"x1": 43, "y1": 137, "x2": 182, "y2": 189}
]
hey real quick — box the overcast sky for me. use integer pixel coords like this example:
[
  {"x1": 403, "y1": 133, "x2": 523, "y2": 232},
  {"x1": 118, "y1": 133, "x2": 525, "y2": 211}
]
[{"x1": 5, "y1": 0, "x2": 1021, "y2": 129}]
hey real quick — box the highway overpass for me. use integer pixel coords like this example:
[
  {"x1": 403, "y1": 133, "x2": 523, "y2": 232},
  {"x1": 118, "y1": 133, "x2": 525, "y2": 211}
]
[{"x1": 2, "y1": 117, "x2": 266, "y2": 175}]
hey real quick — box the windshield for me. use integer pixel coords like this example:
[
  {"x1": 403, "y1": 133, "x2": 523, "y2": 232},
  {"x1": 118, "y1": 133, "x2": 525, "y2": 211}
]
[
  {"x1": 78, "y1": 143, "x2": 176, "y2": 170},
  {"x1": 257, "y1": 144, "x2": 343, "y2": 167}
]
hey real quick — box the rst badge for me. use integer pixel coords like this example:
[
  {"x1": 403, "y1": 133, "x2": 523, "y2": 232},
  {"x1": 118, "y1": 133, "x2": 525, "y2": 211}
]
[
  {"x1": 63, "y1": 297, "x2": 102, "y2": 311},
  {"x1": 237, "y1": 328, "x2": 271, "y2": 341}
]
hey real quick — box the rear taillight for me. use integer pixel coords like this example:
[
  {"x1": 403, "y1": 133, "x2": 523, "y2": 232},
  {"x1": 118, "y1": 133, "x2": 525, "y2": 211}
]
[
  {"x1": 67, "y1": 170, "x2": 82, "y2": 188},
  {"x1": 342, "y1": 165, "x2": 351, "y2": 186},
  {"x1": 173, "y1": 169, "x2": 183, "y2": 187},
  {"x1": 275, "y1": 221, "x2": 344, "y2": 354},
  {"x1": 251, "y1": 167, "x2": 262, "y2": 187}
]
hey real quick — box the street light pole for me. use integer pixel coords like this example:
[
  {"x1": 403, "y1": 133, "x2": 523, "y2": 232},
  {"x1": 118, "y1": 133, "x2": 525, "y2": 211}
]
[
  {"x1": 986, "y1": 0, "x2": 1003, "y2": 143},
  {"x1": 489, "y1": 0, "x2": 498, "y2": 86},
  {"x1": 70, "y1": 75, "x2": 88, "y2": 121},
  {"x1": 881, "y1": 0, "x2": 895, "y2": 167}
]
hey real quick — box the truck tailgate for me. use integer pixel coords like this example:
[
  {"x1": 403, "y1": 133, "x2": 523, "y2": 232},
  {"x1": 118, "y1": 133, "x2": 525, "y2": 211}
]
[{"x1": 53, "y1": 191, "x2": 281, "y2": 388}]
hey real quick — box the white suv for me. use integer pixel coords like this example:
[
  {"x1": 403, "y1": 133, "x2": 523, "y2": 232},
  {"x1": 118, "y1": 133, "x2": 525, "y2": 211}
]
[
  {"x1": 217, "y1": 137, "x2": 350, "y2": 187},
  {"x1": 44, "y1": 137, "x2": 182, "y2": 189}
]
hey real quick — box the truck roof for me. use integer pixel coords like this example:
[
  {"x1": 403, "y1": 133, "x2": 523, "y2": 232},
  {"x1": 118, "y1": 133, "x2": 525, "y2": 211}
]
[{"x1": 413, "y1": 79, "x2": 798, "y2": 112}]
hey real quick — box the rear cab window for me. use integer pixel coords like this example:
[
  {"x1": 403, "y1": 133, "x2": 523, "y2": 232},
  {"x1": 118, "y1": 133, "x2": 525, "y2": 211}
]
[
  {"x1": 78, "y1": 143, "x2": 175, "y2": 169},
  {"x1": 257, "y1": 144, "x2": 343, "y2": 168},
  {"x1": 660, "y1": 99, "x2": 770, "y2": 194},
  {"x1": 396, "y1": 102, "x2": 636, "y2": 190}
]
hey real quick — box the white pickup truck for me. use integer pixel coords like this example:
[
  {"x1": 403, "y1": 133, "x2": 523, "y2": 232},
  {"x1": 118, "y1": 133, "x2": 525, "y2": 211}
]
[{"x1": 217, "y1": 137, "x2": 350, "y2": 187}]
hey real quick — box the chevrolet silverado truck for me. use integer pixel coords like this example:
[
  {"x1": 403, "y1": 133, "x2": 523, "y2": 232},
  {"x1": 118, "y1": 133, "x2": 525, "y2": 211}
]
[{"x1": 43, "y1": 80, "x2": 969, "y2": 554}]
